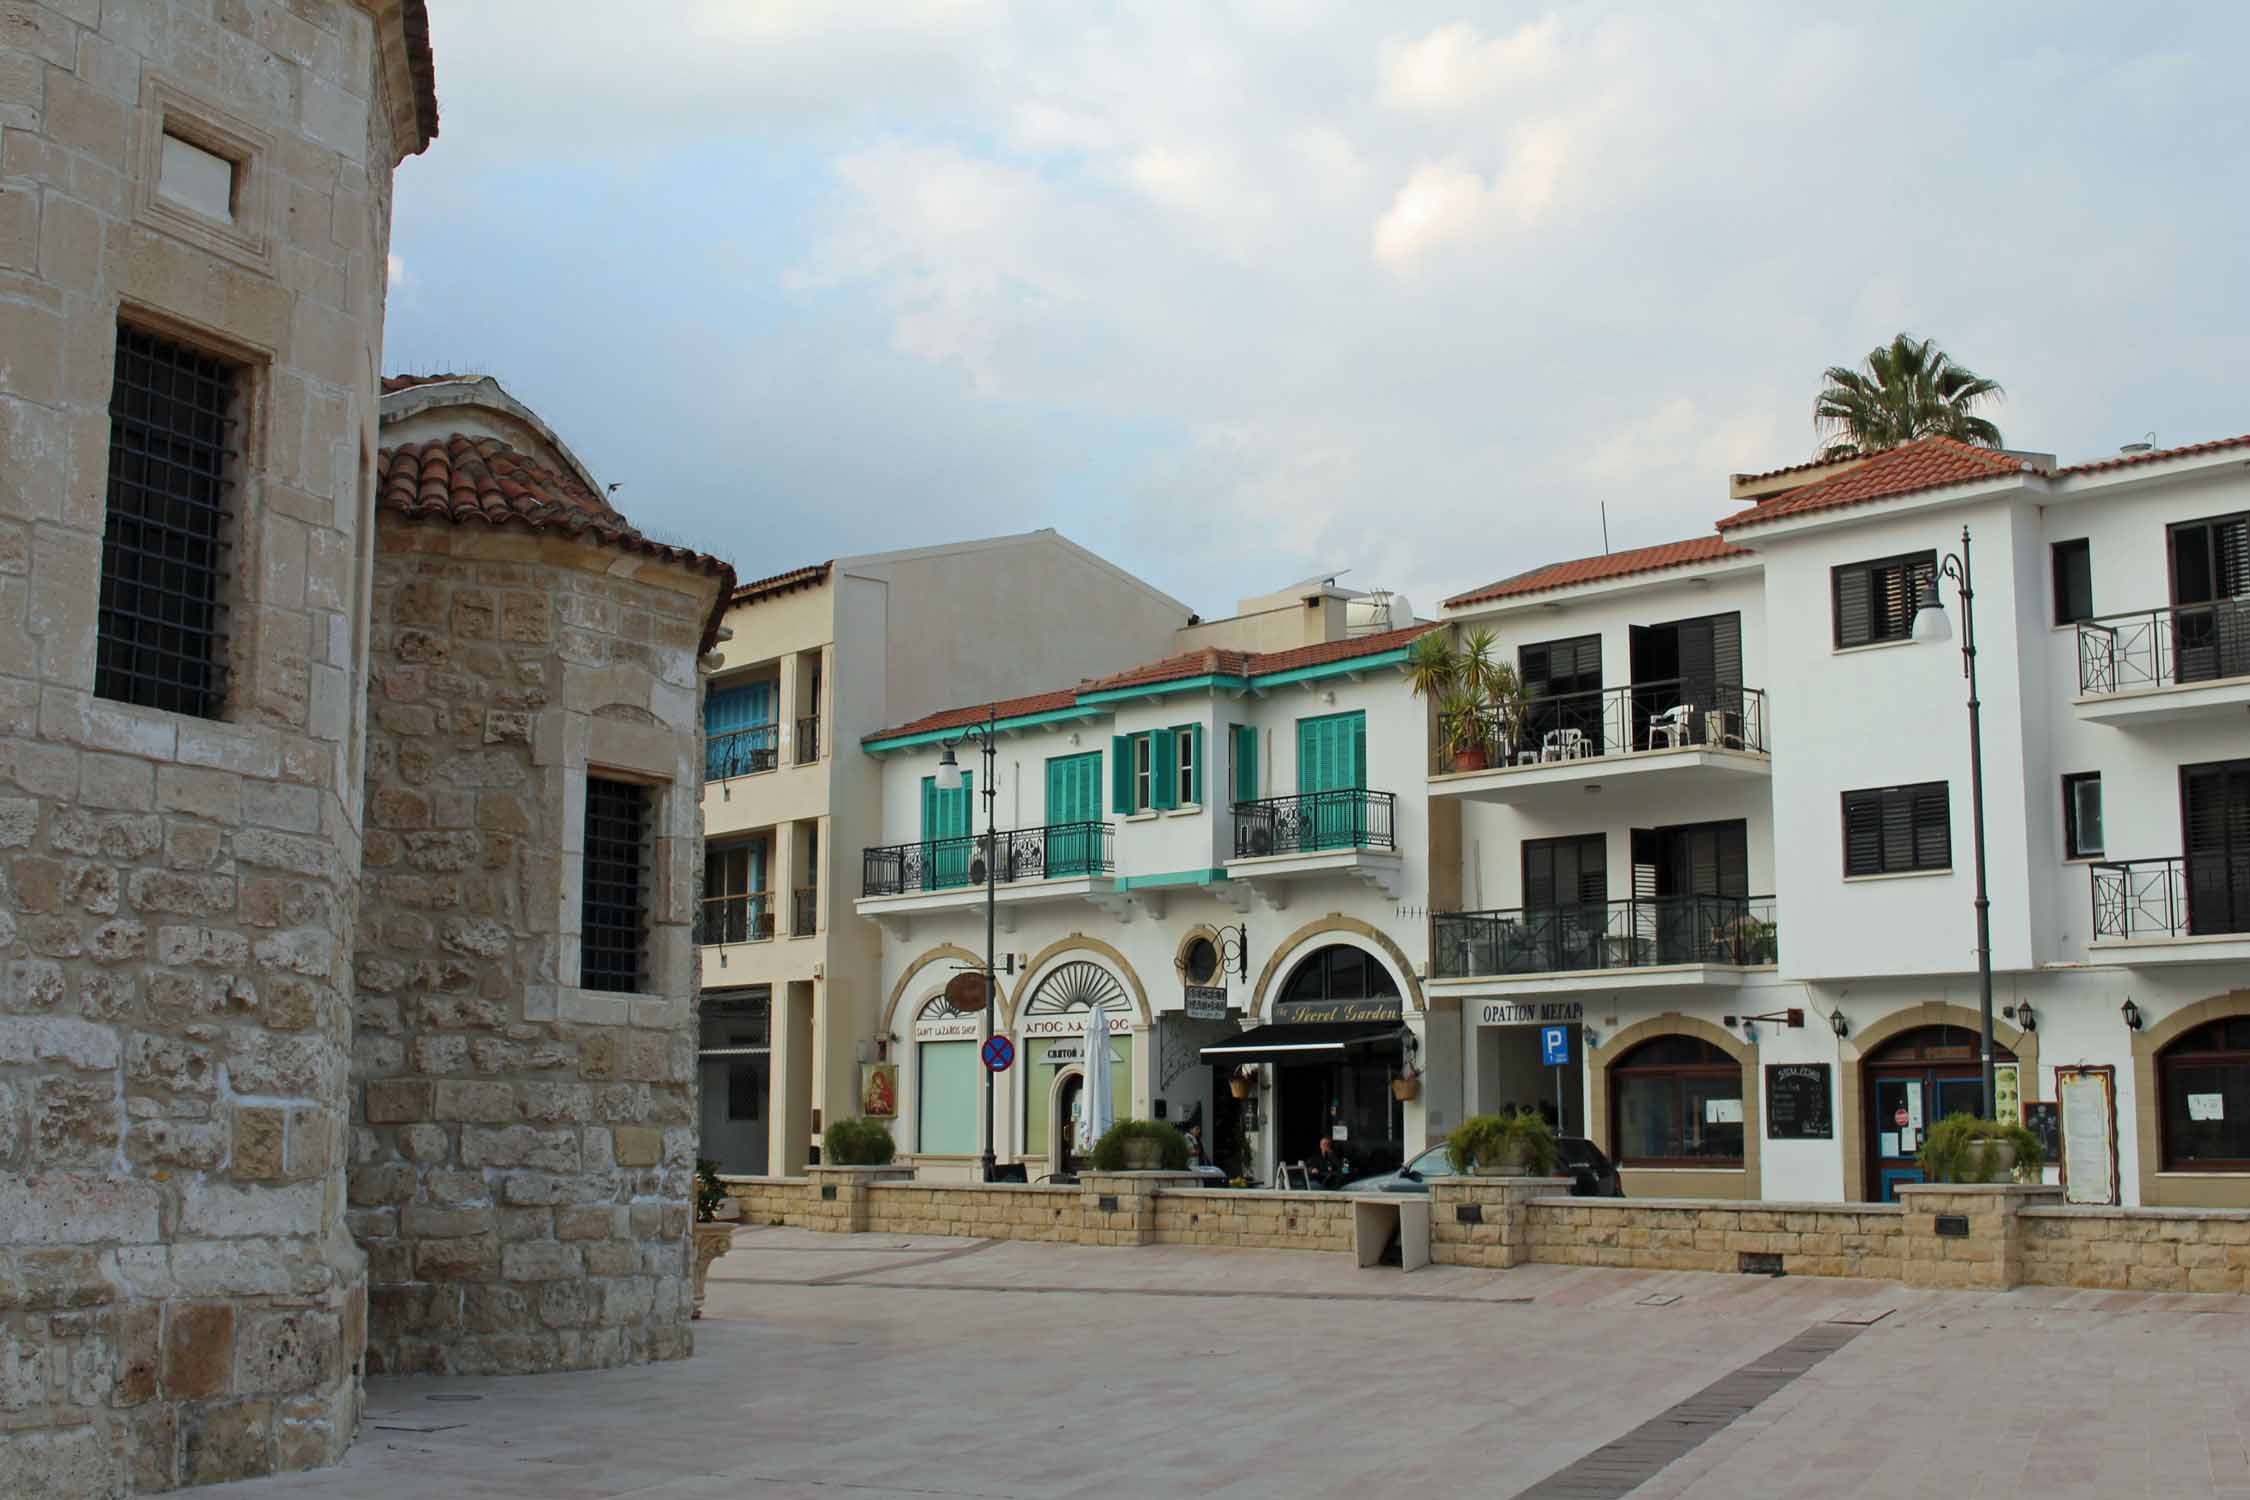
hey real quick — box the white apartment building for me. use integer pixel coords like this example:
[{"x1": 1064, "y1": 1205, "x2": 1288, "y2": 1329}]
[
  {"x1": 828, "y1": 432, "x2": 2249, "y2": 1209},
  {"x1": 853, "y1": 621, "x2": 1442, "y2": 1185},
  {"x1": 696, "y1": 532, "x2": 1192, "y2": 1175},
  {"x1": 1435, "y1": 433, "x2": 2250, "y2": 1208}
]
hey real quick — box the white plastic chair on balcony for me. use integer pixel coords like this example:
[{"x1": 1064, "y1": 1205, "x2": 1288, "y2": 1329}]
[
  {"x1": 1647, "y1": 704, "x2": 1692, "y2": 751},
  {"x1": 1541, "y1": 728, "x2": 1588, "y2": 762}
]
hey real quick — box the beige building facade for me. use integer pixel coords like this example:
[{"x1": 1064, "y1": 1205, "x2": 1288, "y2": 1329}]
[{"x1": 698, "y1": 534, "x2": 1196, "y2": 1176}]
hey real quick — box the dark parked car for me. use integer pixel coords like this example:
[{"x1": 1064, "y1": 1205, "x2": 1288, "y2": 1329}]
[{"x1": 1344, "y1": 1136, "x2": 1624, "y2": 1197}]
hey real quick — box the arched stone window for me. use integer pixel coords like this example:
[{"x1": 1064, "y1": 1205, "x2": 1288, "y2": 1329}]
[
  {"x1": 2160, "y1": 1015, "x2": 2250, "y2": 1170},
  {"x1": 1610, "y1": 1036, "x2": 1744, "y2": 1167}
]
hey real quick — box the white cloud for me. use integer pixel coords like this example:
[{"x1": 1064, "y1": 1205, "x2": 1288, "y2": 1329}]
[
  {"x1": 1379, "y1": 19, "x2": 1562, "y2": 112},
  {"x1": 1373, "y1": 160, "x2": 1493, "y2": 266}
]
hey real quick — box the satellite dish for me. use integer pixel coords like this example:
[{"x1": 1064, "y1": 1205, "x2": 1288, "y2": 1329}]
[{"x1": 1385, "y1": 593, "x2": 1416, "y2": 630}]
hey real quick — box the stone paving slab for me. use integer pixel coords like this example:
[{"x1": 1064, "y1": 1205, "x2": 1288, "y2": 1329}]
[{"x1": 198, "y1": 1229, "x2": 2250, "y2": 1499}]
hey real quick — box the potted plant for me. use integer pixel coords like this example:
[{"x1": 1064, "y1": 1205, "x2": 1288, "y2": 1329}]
[
  {"x1": 1228, "y1": 1066, "x2": 1255, "y2": 1101},
  {"x1": 1090, "y1": 1119, "x2": 1190, "y2": 1172},
  {"x1": 1409, "y1": 628, "x2": 1532, "y2": 771},
  {"x1": 823, "y1": 1115, "x2": 897, "y2": 1166},
  {"x1": 692, "y1": 1158, "x2": 736, "y2": 1319},
  {"x1": 1446, "y1": 1110, "x2": 1558, "y2": 1176},
  {"x1": 1917, "y1": 1113, "x2": 2045, "y2": 1184}
]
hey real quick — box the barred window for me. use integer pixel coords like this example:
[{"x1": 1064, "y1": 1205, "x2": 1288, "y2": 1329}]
[
  {"x1": 581, "y1": 777, "x2": 650, "y2": 992},
  {"x1": 96, "y1": 326, "x2": 238, "y2": 717}
]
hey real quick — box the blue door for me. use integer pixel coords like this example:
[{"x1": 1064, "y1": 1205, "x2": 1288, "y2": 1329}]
[{"x1": 1869, "y1": 1070, "x2": 1988, "y2": 1201}]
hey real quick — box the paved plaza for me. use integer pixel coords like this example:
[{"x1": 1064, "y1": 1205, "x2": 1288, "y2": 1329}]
[{"x1": 203, "y1": 1226, "x2": 2250, "y2": 1499}]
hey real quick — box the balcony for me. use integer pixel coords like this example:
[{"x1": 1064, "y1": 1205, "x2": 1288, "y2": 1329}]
[
  {"x1": 1428, "y1": 895, "x2": 1779, "y2": 997},
  {"x1": 1226, "y1": 789, "x2": 1402, "y2": 900},
  {"x1": 2089, "y1": 855, "x2": 2250, "y2": 964},
  {"x1": 856, "y1": 822, "x2": 1117, "y2": 929},
  {"x1": 795, "y1": 715, "x2": 821, "y2": 765},
  {"x1": 791, "y1": 885, "x2": 818, "y2": 937},
  {"x1": 696, "y1": 891, "x2": 774, "y2": 947},
  {"x1": 2074, "y1": 602, "x2": 2250, "y2": 725},
  {"x1": 1429, "y1": 680, "x2": 1770, "y2": 804},
  {"x1": 706, "y1": 724, "x2": 778, "y2": 782}
]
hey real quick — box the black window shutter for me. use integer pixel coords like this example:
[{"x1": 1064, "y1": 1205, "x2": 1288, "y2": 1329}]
[
  {"x1": 1576, "y1": 835, "x2": 1608, "y2": 904},
  {"x1": 1913, "y1": 783, "x2": 1952, "y2": 869},
  {"x1": 1880, "y1": 787, "x2": 1916, "y2": 871},
  {"x1": 1712, "y1": 613, "x2": 1742, "y2": 689},
  {"x1": 1520, "y1": 644, "x2": 1551, "y2": 698},
  {"x1": 1835, "y1": 565, "x2": 1872, "y2": 648},
  {"x1": 2217, "y1": 517, "x2": 2249, "y2": 597},
  {"x1": 1524, "y1": 843, "x2": 1555, "y2": 908}
]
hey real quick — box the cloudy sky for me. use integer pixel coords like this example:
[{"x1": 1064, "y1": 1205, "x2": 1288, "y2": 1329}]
[{"x1": 383, "y1": 2, "x2": 2245, "y2": 617}]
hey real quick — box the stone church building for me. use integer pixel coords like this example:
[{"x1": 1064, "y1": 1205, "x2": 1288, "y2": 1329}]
[{"x1": 0, "y1": 3, "x2": 731, "y2": 1492}]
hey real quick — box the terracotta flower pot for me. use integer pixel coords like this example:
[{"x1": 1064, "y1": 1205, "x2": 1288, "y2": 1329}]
[
  {"x1": 1229, "y1": 1076, "x2": 1251, "y2": 1100},
  {"x1": 1451, "y1": 746, "x2": 1490, "y2": 773}
]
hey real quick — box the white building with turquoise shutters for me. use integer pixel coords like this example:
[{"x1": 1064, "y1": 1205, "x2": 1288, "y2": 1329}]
[{"x1": 854, "y1": 624, "x2": 1449, "y2": 1185}]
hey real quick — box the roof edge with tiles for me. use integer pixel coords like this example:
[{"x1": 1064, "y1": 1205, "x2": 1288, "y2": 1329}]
[
  {"x1": 2054, "y1": 432, "x2": 2250, "y2": 478},
  {"x1": 1444, "y1": 536, "x2": 1752, "y2": 611},
  {"x1": 1715, "y1": 436, "x2": 2037, "y2": 535},
  {"x1": 730, "y1": 562, "x2": 833, "y2": 605}
]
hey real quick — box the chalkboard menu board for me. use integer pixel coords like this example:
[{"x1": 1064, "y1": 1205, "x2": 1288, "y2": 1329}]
[
  {"x1": 1765, "y1": 1063, "x2": 1833, "y2": 1140},
  {"x1": 2022, "y1": 1101, "x2": 2062, "y2": 1167}
]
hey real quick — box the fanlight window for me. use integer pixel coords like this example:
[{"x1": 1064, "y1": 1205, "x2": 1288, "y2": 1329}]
[{"x1": 1024, "y1": 960, "x2": 1128, "y2": 1017}]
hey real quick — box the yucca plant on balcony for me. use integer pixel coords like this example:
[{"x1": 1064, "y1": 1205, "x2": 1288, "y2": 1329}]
[{"x1": 1410, "y1": 628, "x2": 1528, "y2": 771}]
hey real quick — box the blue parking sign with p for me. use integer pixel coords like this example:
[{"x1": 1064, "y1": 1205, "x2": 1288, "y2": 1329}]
[{"x1": 1541, "y1": 1026, "x2": 1570, "y2": 1066}]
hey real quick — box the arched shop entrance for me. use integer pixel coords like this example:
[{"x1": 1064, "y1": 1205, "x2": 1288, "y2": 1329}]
[
  {"x1": 1204, "y1": 944, "x2": 1407, "y2": 1183},
  {"x1": 913, "y1": 995, "x2": 982, "y2": 1157},
  {"x1": 1863, "y1": 1025, "x2": 2015, "y2": 1201},
  {"x1": 1019, "y1": 960, "x2": 1134, "y2": 1174}
]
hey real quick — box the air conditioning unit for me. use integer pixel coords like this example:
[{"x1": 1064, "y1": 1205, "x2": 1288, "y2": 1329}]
[{"x1": 1247, "y1": 827, "x2": 1275, "y2": 856}]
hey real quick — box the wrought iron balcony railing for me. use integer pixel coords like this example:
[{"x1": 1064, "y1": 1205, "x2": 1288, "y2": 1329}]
[
  {"x1": 1232, "y1": 789, "x2": 1396, "y2": 857},
  {"x1": 862, "y1": 821, "x2": 1114, "y2": 897},
  {"x1": 2077, "y1": 602, "x2": 2250, "y2": 695},
  {"x1": 696, "y1": 891, "x2": 774, "y2": 946},
  {"x1": 2092, "y1": 855, "x2": 2250, "y2": 940},
  {"x1": 705, "y1": 724, "x2": 778, "y2": 782},
  {"x1": 1442, "y1": 679, "x2": 1768, "y2": 773},
  {"x1": 795, "y1": 715, "x2": 821, "y2": 764},
  {"x1": 1431, "y1": 895, "x2": 1779, "y2": 978},
  {"x1": 791, "y1": 885, "x2": 818, "y2": 936}
]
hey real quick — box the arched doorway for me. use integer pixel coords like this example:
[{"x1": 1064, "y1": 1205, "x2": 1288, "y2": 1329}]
[
  {"x1": 2157, "y1": 1015, "x2": 2250, "y2": 1173},
  {"x1": 1863, "y1": 1025, "x2": 2016, "y2": 1201},
  {"x1": 1265, "y1": 944, "x2": 1406, "y2": 1179},
  {"x1": 1019, "y1": 960, "x2": 1133, "y2": 1173}
]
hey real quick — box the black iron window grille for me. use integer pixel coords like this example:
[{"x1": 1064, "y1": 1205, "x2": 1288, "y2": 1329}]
[
  {"x1": 581, "y1": 777, "x2": 650, "y2": 992},
  {"x1": 96, "y1": 325, "x2": 239, "y2": 718}
]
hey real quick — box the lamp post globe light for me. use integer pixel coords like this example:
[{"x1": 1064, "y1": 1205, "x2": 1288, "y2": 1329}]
[
  {"x1": 1913, "y1": 525, "x2": 1997, "y2": 1118},
  {"x1": 935, "y1": 712, "x2": 999, "y2": 1181}
]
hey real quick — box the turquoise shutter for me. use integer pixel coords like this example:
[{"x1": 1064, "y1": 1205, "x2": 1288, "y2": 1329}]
[
  {"x1": 1151, "y1": 728, "x2": 1177, "y2": 810},
  {"x1": 1111, "y1": 737, "x2": 1132, "y2": 813},
  {"x1": 1348, "y1": 711, "x2": 1366, "y2": 788},
  {"x1": 1190, "y1": 724, "x2": 1206, "y2": 805},
  {"x1": 1231, "y1": 724, "x2": 1257, "y2": 804}
]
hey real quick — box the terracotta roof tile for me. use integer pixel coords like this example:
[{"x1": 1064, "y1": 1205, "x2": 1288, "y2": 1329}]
[
  {"x1": 869, "y1": 689, "x2": 1086, "y2": 743},
  {"x1": 1445, "y1": 537, "x2": 1749, "y2": 609},
  {"x1": 731, "y1": 562, "x2": 832, "y2": 604},
  {"x1": 1717, "y1": 436, "x2": 2030, "y2": 532},
  {"x1": 375, "y1": 434, "x2": 735, "y2": 650},
  {"x1": 2056, "y1": 432, "x2": 2250, "y2": 477},
  {"x1": 865, "y1": 623, "x2": 1437, "y2": 743},
  {"x1": 401, "y1": 0, "x2": 439, "y2": 151},
  {"x1": 380, "y1": 373, "x2": 476, "y2": 395}
]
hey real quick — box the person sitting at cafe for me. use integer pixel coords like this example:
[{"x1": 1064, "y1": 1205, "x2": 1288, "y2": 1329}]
[{"x1": 1313, "y1": 1136, "x2": 1350, "y2": 1189}]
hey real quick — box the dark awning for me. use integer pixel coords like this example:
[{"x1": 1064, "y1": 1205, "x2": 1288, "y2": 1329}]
[{"x1": 1200, "y1": 1022, "x2": 1404, "y2": 1066}]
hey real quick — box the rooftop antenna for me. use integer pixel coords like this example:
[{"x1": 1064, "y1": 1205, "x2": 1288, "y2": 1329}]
[
  {"x1": 1600, "y1": 502, "x2": 1610, "y2": 555},
  {"x1": 2118, "y1": 430, "x2": 2155, "y2": 455}
]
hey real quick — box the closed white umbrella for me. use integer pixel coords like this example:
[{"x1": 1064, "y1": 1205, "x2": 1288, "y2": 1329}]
[{"x1": 1077, "y1": 1003, "x2": 1113, "y2": 1156}]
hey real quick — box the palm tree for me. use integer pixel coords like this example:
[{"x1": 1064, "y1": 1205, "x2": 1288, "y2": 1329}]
[{"x1": 1813, "y1": 333, "x2": 2005, "y2": 458}]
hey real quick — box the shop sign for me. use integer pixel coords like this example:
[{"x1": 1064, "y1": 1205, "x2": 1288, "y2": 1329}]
[
  {"x1": 1476, "y1": 1001, "x2": 1584, "y2": 1027},
  {"x1": 1023, "y1": 1012, "x2": 1129, "y2": 1040},
  {"x1": 1184, "y1": 985, "x2": 1230, "y2": 1021},
  {"x1": 1038, "y1": 1039, "x2": 1124, "y2": 1068},
  {"x1": 1270, "y1": 998, "x2": 1401, "y2": 1025},
  {"x1": 915, "y1": 1016, "x2": 981, "y2": 1042}
]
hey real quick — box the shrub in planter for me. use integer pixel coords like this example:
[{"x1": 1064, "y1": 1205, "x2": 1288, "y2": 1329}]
[
  {"x1": 1446, "y1": 1110, "x2": 1557, "y2": 1175},
  {"x1": 1917, "y1": 1113, "x2": 2044, "y2": 1184},
  {"x1": 824, "y1": 1116, "x2": 897, "y2": 1167},
  {"x1": 1090, "y1": 1119, "x2": 1190, "y2": 1172},
  {"x1": 695, "y1": 1157, "x2": 730, "y2": 1222}
]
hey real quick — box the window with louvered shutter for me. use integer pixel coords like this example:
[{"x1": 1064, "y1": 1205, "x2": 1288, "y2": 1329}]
[
  {"x1": 1833, "y1": 551, "x2": 1937, "y2": 648},
  {"x1": 2182, "y1": 758, "x2": 2250, "y2": 935},
  {"x1": 1841, "y1": 782, "x2": 1951, "y2": 876}
]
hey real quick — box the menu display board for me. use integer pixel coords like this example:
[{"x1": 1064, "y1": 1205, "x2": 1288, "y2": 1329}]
[
  {"x1": 2056, "y1": 1066, "x2": 2118, "y2": 1206},
  {"x1": 1765, "y1": 1063, "x2": 1833, "y2": 1140}
]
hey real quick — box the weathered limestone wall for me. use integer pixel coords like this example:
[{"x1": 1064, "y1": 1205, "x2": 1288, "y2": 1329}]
[
  {"x1": 0, "y1": 1, "x2": 421, "y2": 1491},
  {"x1": 2019, "y1": 1206, "x2": 2250, "y2": 1294},
  {"x1": 1152, "y1": 1189, "x2": 1352, "y2": 1251},
  {"x1": 1519, "y1": 1198, "x2": 1910, "y2": 1279},
  {"x1": 351, "y1": 521, "x2": 707, "y2": 1375}
]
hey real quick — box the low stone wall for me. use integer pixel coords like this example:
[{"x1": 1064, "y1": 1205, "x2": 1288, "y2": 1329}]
[
  {"x1": 1526, "y1": 1198, "x2": 1909, "y2": 1280},
  {"x1": 2021, "y1": 1205, "x2": 2250, "y2": 1293},
  {"x1": 717, "y1": 1171, "x2": 2250, "y2": 1295},
  {"x1": 1153, "y1": 1189, "x2": 1353, "y2": 1252},
  {"x1": 867, "y1": 1184, "x2": 1084, "y2": 1242}
]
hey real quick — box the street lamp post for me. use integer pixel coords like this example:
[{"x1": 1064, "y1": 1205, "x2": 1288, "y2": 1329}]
[
  {"x1": 1912, "y1": 525, "x2": 1997, "y2": 1117},
  {"x1": 934, "y1": 708, "x2": 1000, "y2": 1182}
]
